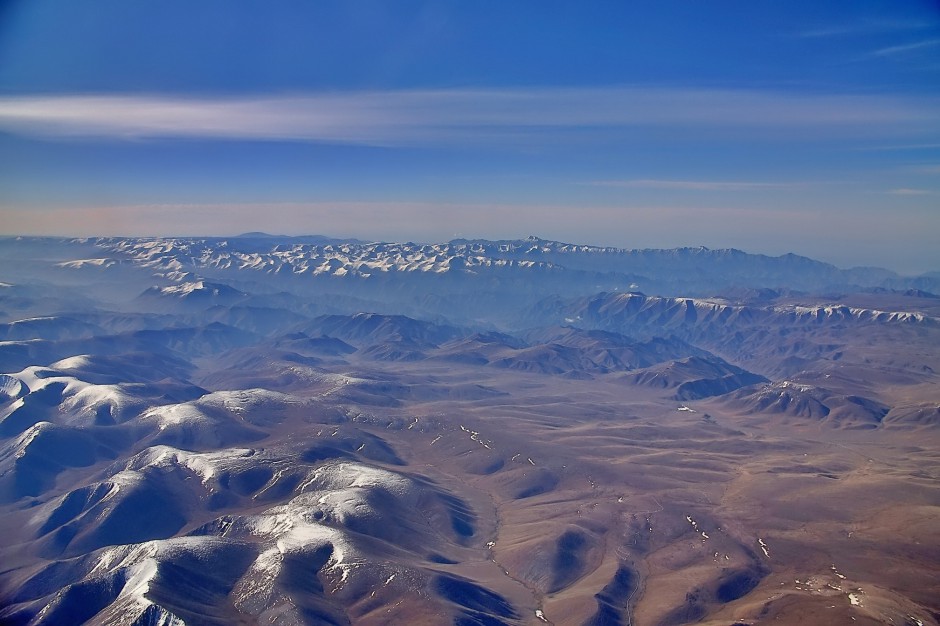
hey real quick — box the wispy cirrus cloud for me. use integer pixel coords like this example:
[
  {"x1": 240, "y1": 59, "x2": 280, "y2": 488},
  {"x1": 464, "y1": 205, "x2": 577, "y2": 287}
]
[
  {"x1": 859, "y1": 142, "x2": 940, "y2": 152},
  {"x1": 870, "y1": 38, "x2": 940, "y2": 58},
  {"x1": 0, "y1": 88, "x2": 936, "y2": 146},
  {"x1": 584, "y1": 179, "x2": 798, "y2": 192},
  {"x1": 794, "y1": 19, "x2": 934, "y2": 39},
  {"x1": 888, "y1": 188, "x2": 934, "y2": 195}
]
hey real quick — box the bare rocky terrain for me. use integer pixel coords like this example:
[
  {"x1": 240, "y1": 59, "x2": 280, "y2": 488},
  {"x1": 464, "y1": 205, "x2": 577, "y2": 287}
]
[{"x1": 0, "y1": 235, "x2": 938, "y2": 625}]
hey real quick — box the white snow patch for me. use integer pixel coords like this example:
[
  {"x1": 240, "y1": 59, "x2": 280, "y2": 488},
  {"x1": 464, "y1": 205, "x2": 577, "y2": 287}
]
[
  {"x1": 12, "y1": 421, "x2": 53, "y2": 459},
  {"x1": 758, "y1": 537, "x2": 770, "y2": 558},
  {"x1": 245, "y1": 500, "x2": 361, "y2": 590},
  {"x1": 143, "y1": 403, "x2": 214, "y2": 431},
  {"x1": 127, "y1": 445, "x2": 254, "y2": 484},
  {"x1": 50, "y1": 355, "x2": 92, "y2": 370},
  {"x1": 156, "y1": 281, "x2": 209, "y2": 296},
  {"x1": 0, "y1": 374, "x2": 25, "y2": 399},
  {"x1": 56, "y1": 258, "x2": 117, "y2": 269},
  {"x1": 60, "y1": 383, "x2": 134, "y2": 419}
]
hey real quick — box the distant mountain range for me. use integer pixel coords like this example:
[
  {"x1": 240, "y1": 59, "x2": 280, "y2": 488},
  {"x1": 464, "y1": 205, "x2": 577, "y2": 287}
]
[{"x1": 20, "y1": 234, "x2": 935, "y2": 296}]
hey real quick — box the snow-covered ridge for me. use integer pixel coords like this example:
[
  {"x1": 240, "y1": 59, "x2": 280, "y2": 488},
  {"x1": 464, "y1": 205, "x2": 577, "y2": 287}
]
[
  {"x1": 146, "y1": 280, "x2": 242, "y2": 297},
  {"x1": 122, "y1": 445, "x2": 256, "y2": 483},
  {"x1": 554, "y1": 293, "x2": 940, "y2": 328},
  {"x1": 0, "y1": 374, "x2": 26, "y2": 400},
  {"x1": 155, "y1": 280, "x2": 210, "y2": 295},
  {"x1": 1, "y1": 365, "x2": 162, "y2": 427},
  {"x1": 77, "y1": 237, "x2": 568, "y2": 279},
  {"x1": 15, "y1": 456, "x2": 431, "y2": 624},
  {"x1": 54, "y1": 235, "x2": 937, "y2": 297},
  {"x1": 586, "y1": 292, "x2": 937, "y2": 327},
  {"x1": 774, "y1": 303, "x2": 928, "y2": 324},
  {"x1": 71, "y1": 235, "x2": 842, "y2": 282},
  {"x1": 55, "y1": 258, "x2": 118, "y2": 269}
]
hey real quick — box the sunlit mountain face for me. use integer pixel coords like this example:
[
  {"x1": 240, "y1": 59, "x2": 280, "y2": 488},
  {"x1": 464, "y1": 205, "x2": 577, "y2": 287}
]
[{"x1": 0, "y1": 235, "x2": 938, "y2": 625}]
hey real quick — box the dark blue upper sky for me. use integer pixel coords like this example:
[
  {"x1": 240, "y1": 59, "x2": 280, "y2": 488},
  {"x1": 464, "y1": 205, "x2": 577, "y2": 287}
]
[
  {"x1": 1, "y1": 0, "x2": 938, "y2": 271},
  {"x1": 2, "y1": 0, "x2": 937, "y2": 93}
]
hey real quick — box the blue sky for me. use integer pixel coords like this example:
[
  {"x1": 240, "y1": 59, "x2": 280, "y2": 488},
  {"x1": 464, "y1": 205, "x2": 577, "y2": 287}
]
[{"x1": 0, "y1": 1, "x2": 938, "y2": 272}]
